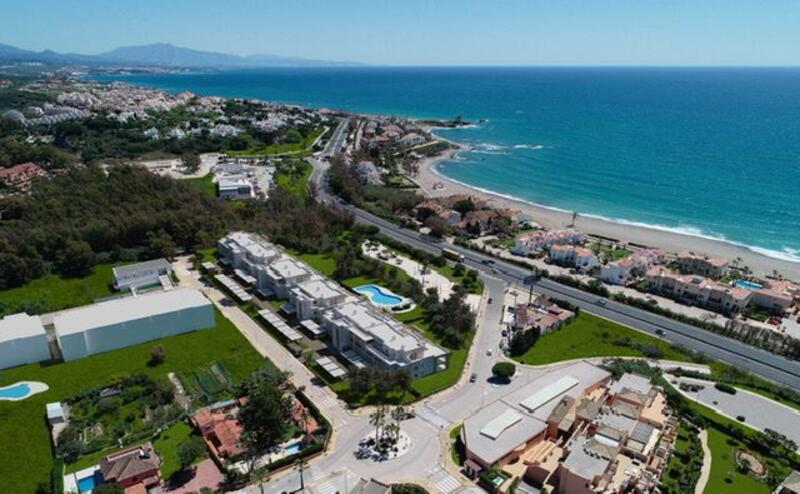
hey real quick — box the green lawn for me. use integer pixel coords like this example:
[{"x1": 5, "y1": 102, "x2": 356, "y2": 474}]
[
  {"x1": 704, "y1": 428, "x2": 771, "y2": 494},
  {"x1": 513, "y1": 312, "x2": 691, "y2": 365},
  {"x1": 228, "y1": 127, "x2": 326, "y2": 157},
  {"x1": 0, "y1": 309, "x2": 265, "y2": 493},
  {"x1": 275, "y1": 160, "x2": 312, "y2": 199},
  {"x1": 154, "y1": 421, "x2": 203, "y2": 480},
  {"x1": 0, "y1": 263, "x2": 119, "y2": 315},
  {"x1": 185, "y1": 173, "x2": 217, "y2": 196},
  {"x1": 434, "y1": 263, "x2": 484, "y2": 295}
]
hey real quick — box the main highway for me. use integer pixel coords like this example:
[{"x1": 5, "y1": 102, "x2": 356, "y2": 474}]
[{"x1": 308, "y1": 130, "x2": 800, "y2": 390}]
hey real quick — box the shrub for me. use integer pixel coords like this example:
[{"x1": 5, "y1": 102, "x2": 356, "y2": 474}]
[
  {"x1": 492, "y1": 362, "x2": 516, "y2": 380},
  {"x1": 715, "y1": 382, "x2": 737, "y2": 395}
]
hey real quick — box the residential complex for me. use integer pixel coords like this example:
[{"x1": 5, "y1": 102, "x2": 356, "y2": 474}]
[
  {"x1": 0, "y1": 312, "x2": 50, "y2": 369},
  {"x1": 217, "y1": 232, "x2": 447, "y2": 377},
  {"x1": 53, "y1": 288, "x2": 214, "y2": 361},
  {"x1": 461, "y1": 363, "x2": 676, "y2": 493},
  {"x1": 320, "y1": 301, "x2": 447, "y2": 378}
]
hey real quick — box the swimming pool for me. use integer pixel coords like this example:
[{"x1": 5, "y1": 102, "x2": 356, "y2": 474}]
[
  {"x1": 77, "y1": 472, "x2": 100, "y2": 493},
  {"x1": 283, "y1": 440, "x2": 304, "y2": 456},
  {"x1": 354, "y1": 284, "x2": 404, "y2": 307},
  {"x1": 0, "y1": 381, "x2": 49, "y2": 401},
  {"x1": 735, "y1": 280, "x2": 764, "y2": 290}
]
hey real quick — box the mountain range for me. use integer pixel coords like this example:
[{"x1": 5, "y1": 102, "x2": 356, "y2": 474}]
[{"x1": 0, "y1": 42, "x2": 360, "y2": 68}]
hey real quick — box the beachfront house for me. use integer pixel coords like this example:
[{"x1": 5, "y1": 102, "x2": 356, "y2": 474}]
[
  {"x1": 676, "y1": 251, "x2": 729, "y2": 279},
  {"x1": 600, "y1": 248, "x2": 664, "y2": 285},
  {"x1": 548, "y1": 245, "x2": 599, "y2": 271},
  {"x1": 513, "y1": 229, "x2": 586, "y2": 256}
]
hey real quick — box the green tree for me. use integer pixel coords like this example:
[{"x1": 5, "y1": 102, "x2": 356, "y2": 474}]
[
  {"x1": 177, "y1": 436, "x2": 207, "y2": 469},
  {"x1": 238, "y1": 367, "x2": 292, "y2": 466},
  {"x1": 92, "y1": 484, "x2": 124, "y2": 494},
  {"x1": 58, "y1": 239, "x2": 96, "y2": 278},
  {"x1": 492, "y1": 362, "x2": 516, "y2": 381}
]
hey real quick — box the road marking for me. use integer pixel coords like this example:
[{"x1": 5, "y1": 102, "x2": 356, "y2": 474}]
[
  {"x1": 428, "y1": 466, "x2": 461, "y2": 494},
  {"x1": 416, "y1": 404, "x2": 451, "y2": 430}
]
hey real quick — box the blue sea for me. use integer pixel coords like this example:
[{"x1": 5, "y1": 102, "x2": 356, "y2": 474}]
[{"x1": 101, "y1": 67, "x2": 800, "y2": 263}]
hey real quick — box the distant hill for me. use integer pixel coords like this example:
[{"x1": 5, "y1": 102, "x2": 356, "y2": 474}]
[{"x1": 0, "y1": 42, "x2": 360, "y2": 68}]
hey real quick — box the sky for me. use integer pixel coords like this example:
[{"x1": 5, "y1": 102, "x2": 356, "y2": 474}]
[{"x1": 4, "y1": 0, "x2": 800, "y2": 66}]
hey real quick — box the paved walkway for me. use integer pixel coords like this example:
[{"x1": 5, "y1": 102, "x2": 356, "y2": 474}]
[{"x1": 695, "y1": 429, "x2": 711, "y2": 494}]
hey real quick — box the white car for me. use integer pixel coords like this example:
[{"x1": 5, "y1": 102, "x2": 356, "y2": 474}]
[{"x1": 486, "y1": 349, "x2": 493, "y2": 356}]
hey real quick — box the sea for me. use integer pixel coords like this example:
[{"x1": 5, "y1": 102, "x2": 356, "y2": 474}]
[{"x1": 98, "y1": 67, "x2": 800, "y2": 263}]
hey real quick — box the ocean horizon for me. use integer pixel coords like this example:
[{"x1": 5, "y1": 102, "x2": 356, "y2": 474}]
[{"x1": 98, "y1": 66, "x2": 800, "y2": 264}]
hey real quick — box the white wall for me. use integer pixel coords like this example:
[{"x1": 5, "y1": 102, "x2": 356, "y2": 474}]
[{"x1": 0, "y1": 333, "x2": 51, "y2": 369}]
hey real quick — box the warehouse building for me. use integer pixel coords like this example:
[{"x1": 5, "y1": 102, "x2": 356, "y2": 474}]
[
  {"x1": 0, "y1": 313, "x2": 51, "y2": 369},
  {"x1": 53, "y1": 289, "x2": 214, "y2": 361}
]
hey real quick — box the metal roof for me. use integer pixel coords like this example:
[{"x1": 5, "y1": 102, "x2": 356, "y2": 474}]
[
  {"x1": 112, "y1": 258, "x2": 169, "y2": 278},
  {"x1": 0, "y1": 313, "x2": 46, "y2": 342},
  {"x1": 519, "y1": 376, "x2": 580, "y2": 412},
  {"x1": 480, "y1": 408, "x2": 524, "y2": 440},
  {"x1": 53, "y1": 289, "x2": 211, "y2": 336}
]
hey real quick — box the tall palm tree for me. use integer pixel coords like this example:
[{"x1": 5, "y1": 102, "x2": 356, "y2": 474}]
[
  {"x1": 369, "y1": 405, "x2": 386, "y2": 445},
  {"x1": 251, "y1": 467, "x2": 270, "y2": 494},
  {"x1": 391, "y1": 405, "x2": 406, "y2": 443},
  {"x1": 297, "y1": 457, "x2": 309, "y2": 491}
]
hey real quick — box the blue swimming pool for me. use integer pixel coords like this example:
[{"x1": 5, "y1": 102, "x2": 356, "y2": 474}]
[
  {"x1": 735, "y1": 280, "x2": 764, "y2": 290},
  {"x1": 77, "y1": 471, "x2": 102, "y2": 493},
  {"x1": 0, "y1": 383, "x2": 32, "y2": 400},
  {"x1": 284, "y1": 440, "x2": 304, "y2": 456},
  {"x1": 354, "y1": 284, "x2": 404, "y2": 306}
]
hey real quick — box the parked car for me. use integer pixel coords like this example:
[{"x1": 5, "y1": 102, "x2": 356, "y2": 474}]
[
  {"x1": 470, "y1": 373, "x2": 478, "y2": 383},
  {"x1": 486, "y1": 349, "x2": 493, "y2": 356},
  {"x1": 487, "y1": 298, "x2": 493, "y2": 304},
  {"x1": 501, "y1": 329, "x2": 508, "y2": 337}
]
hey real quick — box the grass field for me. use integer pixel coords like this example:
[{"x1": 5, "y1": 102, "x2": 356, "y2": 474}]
[
  {"x1": 704, "y1": 428, "x2": 771, "y2": 494},
  {"x1": 153, "y1": 421, "x2": 204, "y2": 480},
  {"x1": 275, "y1": 160, "x2": 312, "y2": 199},
  {"x1": 0, "y1": 263, "x2": 120, "y2": 315},
  {"x1": 186, "y1": 173, "x2": 217, "y2": 196},
  {"x1": 0, "y1": 309, "x2": 265, "y2": 493},
  {"x1": 228, "y1": 128, "x2": 326, "y2": 157},
  {"x1": 513, "y1": 312, "x2": 691, "y2": 365}
]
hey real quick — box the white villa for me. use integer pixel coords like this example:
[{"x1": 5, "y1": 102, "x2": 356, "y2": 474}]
[
  {"x1": 0, "y1": 313, "x2": 50, "y2": 369},
  {"x1": 548, "y1": 245, "x2": 598, "y2": 271},
  {"x1": 513, "y1": 229, "x2": 586, "y2": 256},
  {"x1": 53, "y1": 289, "x2": 214, "y2": 361}
]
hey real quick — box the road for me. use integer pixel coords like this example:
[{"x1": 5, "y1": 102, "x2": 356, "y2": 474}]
[{"x1": 306, "y1": 153, "x2": 800, "y2": 391}]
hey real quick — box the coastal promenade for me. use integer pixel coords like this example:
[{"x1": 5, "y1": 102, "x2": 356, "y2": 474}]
[{"x1": 307, "y1": 154, "x2": 800, "y2": 391}]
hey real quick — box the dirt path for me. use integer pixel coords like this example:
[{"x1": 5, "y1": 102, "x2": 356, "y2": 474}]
[{"x1": 695, "y1": 429, "x2": 711, "y2": 494}]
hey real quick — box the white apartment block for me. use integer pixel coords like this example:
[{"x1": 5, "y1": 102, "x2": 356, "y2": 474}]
[
  {"x1": 112, "y1": 258, "x2": 171, "y2": 290},
  {"x1": 319, "y1": 301, "x2": 447, "y2": 378},
  {"x1": 676, "y1": 251, "x2": 729, "y2": 279},
  {"x1": 289, "y1": 275, "x2": 351, "y2": 321}
]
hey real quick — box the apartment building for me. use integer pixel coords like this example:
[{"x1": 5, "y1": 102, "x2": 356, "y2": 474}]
[
  {"x1": 319, "y1": 301, "x2": 447, "y2": 378},
  {"x1": 600, "y1": 249, "x2": 665, "y2": 286},
  {"x1": 676, "y1": 251, "x2": 729, "y2": 279},
  {"x1": 645, "y1": 267, "x2": 750, "y2": 315},
  {"x1": 548, "y1": 245, "x2": 598, "y2": 271},
  {"x1": 513, "y1": 230, "x2": 586, "y2": 256}
]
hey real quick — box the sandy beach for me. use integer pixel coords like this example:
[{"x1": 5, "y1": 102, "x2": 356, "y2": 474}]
[{"x1": 414, "y1": 145, "x2": 800, "y2": 280}]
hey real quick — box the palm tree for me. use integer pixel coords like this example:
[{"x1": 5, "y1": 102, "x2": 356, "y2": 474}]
[
  {"x1": 369, "y1": 405, "x2": 386, "y2": 445},
  {"x1": 251, "y1": 467, "x2": 270, "y2": 494},
  {"x1": 391, "y1": 405, "x2": 405, "y2": 442},
  {"x1": 297, "y1": 457, "x2": 309, "y2": 491}
]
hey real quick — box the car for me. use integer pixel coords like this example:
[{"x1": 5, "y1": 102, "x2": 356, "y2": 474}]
[
  {"x1": 487, "y1": 298, "x2": 493, "y2": 304},
  {"x1": 501, "y1": 330, "x2": 508, "y2": 337},
  {"x1": 486, "y1": 349, "x2": 493, "y2": 356},
  {"x1": 596, "y1": 299, "x2": 607, "y2": 306},
  {"x1": 470, "y1": 373, "x2": 478, "y2": 383},
  {"x1": 655, "y1": 329, "x2": 665, "y2": 336}
]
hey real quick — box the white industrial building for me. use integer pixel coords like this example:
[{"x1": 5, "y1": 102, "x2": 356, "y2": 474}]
[
  {"x1": 113, "y1": 258, "x2": 172, "y2": 290},
  {"x1": 53, "y1": 289, "x2": 214, "y2": 361},
  {"x1": 319, "y1": 301, "x2": 447, "y2": 378},
  {"x1": 0, "y1": 313, "x2": 51, "y2": 369},
  {"x1": 218, "y1": 177, "x2": 256, "y2": 200}
]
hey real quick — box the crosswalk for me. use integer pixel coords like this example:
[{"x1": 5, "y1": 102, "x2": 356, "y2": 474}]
[
  {"x1": 416, "y1": 404, "x2": 451, "y2": 430},
  {"x1": 428, "y1": 465, "x2": 462, "y2": 494}
]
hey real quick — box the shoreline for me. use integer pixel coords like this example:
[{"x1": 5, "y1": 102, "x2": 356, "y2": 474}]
[{"x1": 415, "y1": 141, "x2": 800, "y2": 280}]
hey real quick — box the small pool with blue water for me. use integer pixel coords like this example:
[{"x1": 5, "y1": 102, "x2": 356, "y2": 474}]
[
  {"x1": 0, "y1": 382, "x2": 32, "y2": 400},
  {"x1": 354, "y1": 284, "x2": 404, "y2": 307}
]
